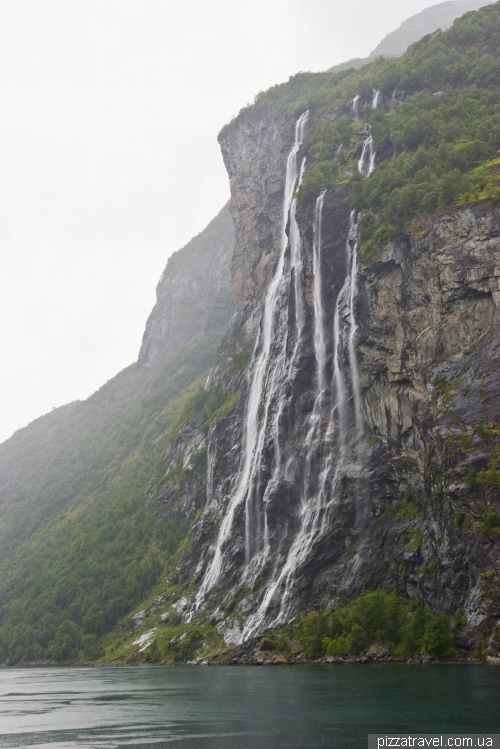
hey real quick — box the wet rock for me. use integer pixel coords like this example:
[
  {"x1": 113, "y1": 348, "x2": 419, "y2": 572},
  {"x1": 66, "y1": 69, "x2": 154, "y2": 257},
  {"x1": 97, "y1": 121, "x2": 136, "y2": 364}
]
[
  {"x1": 162, "y1": 85, "x2": 500, "y2": 653},
  {"x1": 131, "y1": 611, "x2": 146, "y2": 629},
  {"x1": 125, "y1": 651, "x2": 141, "y2": 664}
]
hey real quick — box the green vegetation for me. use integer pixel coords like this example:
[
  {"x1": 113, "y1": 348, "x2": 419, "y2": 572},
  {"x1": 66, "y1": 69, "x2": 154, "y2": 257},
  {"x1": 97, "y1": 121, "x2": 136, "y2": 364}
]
[
  {"x1": 2, "y1": 3, "x2": 500, "y2": 665},
  {"x1": 0, "y1": 336, "x2": 223, "y2": 664},
  {"x1": 265, "y1": 591, "x2": 456, "y2": 659},
  {"x1": 202, "y1": 389, "x2": 241, "y2": 428},
  {"x1": 226, "y1": 2, "x2": 500, "y2": 254},
  {"x1": 354, "y1": 92, "x2": 500, "y2": 252},
  {"x1": 394, "y1": 503, "x2": 424, "y2": 521},
  {"x1": 145, "y1": 622, "x2": 223, "y2": 663}
]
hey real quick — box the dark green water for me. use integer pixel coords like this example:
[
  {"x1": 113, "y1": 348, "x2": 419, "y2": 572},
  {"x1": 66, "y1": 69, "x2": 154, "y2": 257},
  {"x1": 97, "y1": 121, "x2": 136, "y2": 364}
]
[{"x1": 0, "y1": 665, "x2": 499, "y2": 748}]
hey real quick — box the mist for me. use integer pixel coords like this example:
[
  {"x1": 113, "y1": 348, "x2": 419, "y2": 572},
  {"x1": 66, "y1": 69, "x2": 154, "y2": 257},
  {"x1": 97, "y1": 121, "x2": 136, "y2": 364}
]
[{"x1": 0, "y1": 0, "x2": 459, "y2": 442}]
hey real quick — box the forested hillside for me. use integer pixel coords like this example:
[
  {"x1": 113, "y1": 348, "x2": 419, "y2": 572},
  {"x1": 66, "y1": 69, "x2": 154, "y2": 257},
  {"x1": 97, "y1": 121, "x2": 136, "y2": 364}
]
[{"x1": 0, "y1": 206, "x2": 233, "y2": 663}]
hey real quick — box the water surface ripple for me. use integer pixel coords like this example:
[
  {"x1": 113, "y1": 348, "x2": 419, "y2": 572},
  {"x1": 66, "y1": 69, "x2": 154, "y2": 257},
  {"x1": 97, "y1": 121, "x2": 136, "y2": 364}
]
[{"x1": 0, "y1": 665, "x2": 499, "y2": 749}]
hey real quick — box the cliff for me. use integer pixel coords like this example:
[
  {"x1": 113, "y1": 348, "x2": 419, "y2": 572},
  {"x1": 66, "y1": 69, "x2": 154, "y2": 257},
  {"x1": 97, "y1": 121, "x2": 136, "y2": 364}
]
[
  {"x1": 1, "y1": 1, "x2": 499, "y2": 666},
  {"x1": 139, "y1": 204, "x2": 234, "y2": 368},
  {"x1": 148, "y1": 2, "x2": 500, "y2": 658},
  {"x1": 0, "y1": 204, "x2": 234, "y2": 663}
]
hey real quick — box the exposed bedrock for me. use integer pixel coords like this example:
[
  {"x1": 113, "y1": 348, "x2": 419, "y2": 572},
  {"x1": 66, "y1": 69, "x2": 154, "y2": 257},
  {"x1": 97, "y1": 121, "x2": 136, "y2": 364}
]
[{"x1": 163, "y1": 105, "x2": 500, "y2": 650}]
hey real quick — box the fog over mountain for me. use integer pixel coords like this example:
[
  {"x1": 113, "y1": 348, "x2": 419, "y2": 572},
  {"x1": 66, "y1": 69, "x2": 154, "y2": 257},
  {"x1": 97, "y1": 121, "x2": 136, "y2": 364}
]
[{"x1": 2, "y1": 0, "x2": 493, "y2": 445}]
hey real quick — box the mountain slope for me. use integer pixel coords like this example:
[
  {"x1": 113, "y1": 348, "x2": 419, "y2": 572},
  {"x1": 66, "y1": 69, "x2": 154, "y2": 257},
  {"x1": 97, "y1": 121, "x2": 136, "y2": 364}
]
[
  {"x1": 328, "y1": 0, "x2": 495, "y2": 73},
  {"x1": 125, "y1": 1, "x2": 500, "y2": 662},
  {"x1": 1, "y1": 2, "x2": 500, "y2": 666},
  {"x1": 0, "y1": 205, "x2": 233, "y2": 663},
  {"x1": 139, "y1": 203, "x2": 234, "y2": 369}
]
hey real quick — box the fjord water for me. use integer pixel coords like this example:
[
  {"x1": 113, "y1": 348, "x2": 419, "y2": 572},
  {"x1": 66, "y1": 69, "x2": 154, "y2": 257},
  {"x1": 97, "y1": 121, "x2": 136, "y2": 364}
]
[{"x1": 1, "y1": 666, "x2": 499, "y2": 749}]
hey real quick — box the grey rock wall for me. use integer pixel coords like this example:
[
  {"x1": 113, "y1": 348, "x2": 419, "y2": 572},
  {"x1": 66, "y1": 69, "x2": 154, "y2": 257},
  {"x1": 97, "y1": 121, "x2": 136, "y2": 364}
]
[
  {"x1": 170, "y1": 102, "x2": 500, "y2": 649},
  {"x1": 138, "y1": 203, "x2": 234, "y2": 368}
]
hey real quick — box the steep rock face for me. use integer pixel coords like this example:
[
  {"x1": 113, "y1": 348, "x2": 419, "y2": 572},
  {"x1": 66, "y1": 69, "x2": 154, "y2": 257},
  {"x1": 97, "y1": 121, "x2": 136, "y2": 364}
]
[
  {"x1": 0, "y1": 201, "x2": 237, "y2": 663},
  {"x1": 220, "y1": 109, "x2": 293, "y2": 330},
  {"x1": 171, "y1": 101, "x2": 500, "y2": 650},
  {"x1": 314, "y1": 203, "x2": 500, "y2": 639},
  {"x1": 139, "y1": 203, "x2": 234, "y2": 368}
]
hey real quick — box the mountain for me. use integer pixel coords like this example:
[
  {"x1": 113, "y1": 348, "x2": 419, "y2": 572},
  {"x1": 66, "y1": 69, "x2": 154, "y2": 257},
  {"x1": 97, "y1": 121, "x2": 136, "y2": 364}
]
[
  {"x1": 371, "y1": 0, "x2": 495, "y2": 57},
  {"x1": 1, "y1": 2, "x2": 499, "y2": 665},
  {"x1": 134, "y1": 1, "x2": 500, "y2": 662},
  {"x1": 138, "y1": 203, "x2": 234, "y2": 369},
  {"x1": 328, "y1": 0, "x2": 496, "y2": 73},
  {"x1": 0, "y1": 204, "x2": 233, "y2": 663}
]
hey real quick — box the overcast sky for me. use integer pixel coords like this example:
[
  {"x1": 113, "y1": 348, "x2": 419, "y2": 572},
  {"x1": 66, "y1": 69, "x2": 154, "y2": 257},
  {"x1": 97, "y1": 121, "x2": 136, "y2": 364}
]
[{"x1": 0, "y1": 0, "x2": 456, "y2": 443}]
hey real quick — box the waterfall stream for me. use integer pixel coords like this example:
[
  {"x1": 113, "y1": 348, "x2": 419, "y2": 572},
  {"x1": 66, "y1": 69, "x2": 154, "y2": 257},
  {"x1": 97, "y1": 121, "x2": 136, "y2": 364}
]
[
  {"x1": 352, "y1": 94, "x2": 361, "y2": 121},
  {"x1": 195, "y1": 111, "x2": 309, "y2": 607},
  {"x1": 242, "y1": 201, "x2": 367, "y2": 638},
  {"x1": 358, "y1": 134, "x2": 376, "y2": 177},
  {"x1": 358, "y1": 93, "x2": 378, "y2": 177},
  {"x1": 206, "y1": 438, "x2": 215, "y2": 505},
  {"x1": 287, "y1": 157, "x2": 307, "y2": 379},
  {"x1": 347, "y1": 215, "x2": 363, "y2": 439},
  {"x1": 197, "y1": 96, "x2": 374, "y2": 633}
]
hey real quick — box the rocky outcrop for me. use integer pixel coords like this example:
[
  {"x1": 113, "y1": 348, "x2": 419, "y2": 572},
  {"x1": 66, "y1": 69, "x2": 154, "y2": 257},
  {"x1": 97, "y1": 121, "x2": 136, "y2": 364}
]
[
  {"x1": 138, "y1": 203, "x2": 234, "y2": 368},
  {"x1": 312, "y1": 202, "x2": 500, "y2": 645},
  {"x1": 219, "y1": 108, "x2": 293, "y2": 331}
]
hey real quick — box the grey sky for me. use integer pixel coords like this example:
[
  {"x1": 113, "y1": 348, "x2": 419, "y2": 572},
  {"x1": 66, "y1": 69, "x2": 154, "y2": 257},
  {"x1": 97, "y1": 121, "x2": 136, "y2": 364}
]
[{"x1": 0, "y1": 0, "x2": 456, "y2": 442}]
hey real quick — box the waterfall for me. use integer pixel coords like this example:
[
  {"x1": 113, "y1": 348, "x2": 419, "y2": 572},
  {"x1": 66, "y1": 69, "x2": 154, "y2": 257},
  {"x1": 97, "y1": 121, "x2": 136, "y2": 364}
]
[
  {"x1": 329, "y1": 212, "x2": 363, "y2": 451},
  {"x1": 195, "y1": 111, "x2": 309, "y2": 607},
  {"x1": 301, "y1": 192, "x2": 327, "y2": 520},
  {"x1": 372, "y1": 89, "x2": 380, "y2": 109},
  {"x1": 312, "y1": 192, "x2": 327, "y2": 396},
  {"x1": 199, "y1": 98, "x2": 370, "y2": 633},
  {"x1": 206, "y1": 438, "x2": 214, "y2": 505},
  {"x1": 242, "y1": 190, "x2": 333, "y2": 638},
  {"x1": 332, "y1": 275, "x2": 350, "y2": 456},
  {"x1": 242, "y1": 204, "x2": 367, "y2": 638},
  {"x1": 352, "y1": 94, "x2": 361, "y2": 121},
  {"x1": 358, "y1": 134, "x2": 376, "y2": 177},
  {"x1": 287, "y1": 157, "x2": 307, "y2": 379},
  {"x1": 205, "y1": 366, "x2": 214, "y2": 390},
  {"x1": 347, "y1": 214, "x2": 363, "y2": 439}
]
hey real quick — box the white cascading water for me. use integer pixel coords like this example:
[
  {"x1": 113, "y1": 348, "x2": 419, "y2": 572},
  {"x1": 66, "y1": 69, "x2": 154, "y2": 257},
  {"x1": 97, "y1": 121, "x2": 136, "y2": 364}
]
[
  {"x1": 195, "y1": 111, "x2": 309, "y2": 607},
  {"x1": 287, "y1": 157, "x2": 307, "y2": 379},
  {"x1": 242, "y1": 98, "x2": 375, "y2": 634},
  {"x1": 331, "y1": 275, "x2": 350, "y2": 455},
  {"x1": 201, "y1": 94, "x2": 375, "y2": 632},
  {"x1": 242, "y1": 191, "x2": 336, "y2": 637},
  {"x1": 301, "y1": 191, "x2": 327, "y2": 506},
  {"x1": 206, "y1": 438, "x2": 215, "y2": 505},
  {"x1": 311, "y1": 192, "x2": 327, "y2": 396},
  {"x1": 347, "y1": 214, "x2": 363, "y2": 439},
  {"x1": 352, "y1": 94, "x2": 361, "y2": 121},
  {"x1": 244, "y1": 181, "x2": 369, "y2": 638},
  {"x1": 357, "y1": 92, "x2": 379, "y2": 178},
  {"x1": 358, "y1": 134, "x2": 376, "y2": 177}
]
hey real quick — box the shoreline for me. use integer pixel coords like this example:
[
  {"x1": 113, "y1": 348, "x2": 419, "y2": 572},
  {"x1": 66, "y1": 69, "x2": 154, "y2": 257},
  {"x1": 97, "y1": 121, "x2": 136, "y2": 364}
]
[{"x1": 2, "y1": 655, "x2": 499, "y2": 668}]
